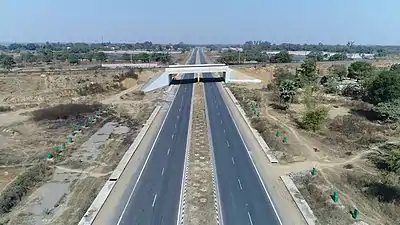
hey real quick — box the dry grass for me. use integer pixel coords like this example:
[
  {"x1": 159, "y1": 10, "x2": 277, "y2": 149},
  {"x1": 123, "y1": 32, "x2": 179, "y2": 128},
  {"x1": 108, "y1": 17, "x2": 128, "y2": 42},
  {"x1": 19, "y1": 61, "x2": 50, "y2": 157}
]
[{"x1": 0, "y1": 163, "x2": 53, "y2": 215}]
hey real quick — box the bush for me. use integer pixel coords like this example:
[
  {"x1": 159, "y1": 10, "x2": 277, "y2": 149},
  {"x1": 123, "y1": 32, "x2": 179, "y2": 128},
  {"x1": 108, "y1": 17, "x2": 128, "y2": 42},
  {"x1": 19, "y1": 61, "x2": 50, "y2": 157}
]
[
  {"x1": 0, "y1": 163, "x2": 51, "y2": 214},
  {"x1": 31, "y1": 103, "x2": 102, "y2": 121},
  {"x1": 0, "y1": 106, "x2": 12, "y2": 112},
  {"x1": 301, "y1": 107, "x2": 329, "y2": 131},
  {"x1": 372, "y1": 99, "x2": 400, "y2": 122}
]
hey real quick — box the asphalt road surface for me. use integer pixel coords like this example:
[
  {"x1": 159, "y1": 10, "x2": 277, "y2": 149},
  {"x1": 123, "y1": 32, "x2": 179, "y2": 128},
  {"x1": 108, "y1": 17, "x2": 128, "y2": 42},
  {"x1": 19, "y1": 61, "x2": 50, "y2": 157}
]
[
  {"x1": 200, "y1": 51, "x2": 282, "y2": 225},
  {"x1": 116, "y1": 50, "x2": 197, "y2": 225}
]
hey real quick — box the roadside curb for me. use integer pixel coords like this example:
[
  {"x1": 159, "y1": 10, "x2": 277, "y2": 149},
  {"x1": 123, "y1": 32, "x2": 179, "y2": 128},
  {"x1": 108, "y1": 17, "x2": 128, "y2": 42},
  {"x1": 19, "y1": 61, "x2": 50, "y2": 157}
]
[
  {"x1": 223, "y1": 86, "x2": 279, "y2": 163},
  {"x1": 78, "y1": 105, "x2": 162, "y2": 225},
  {"x1": 280, "y1": 175, "x2": 318, "y2": 225}
]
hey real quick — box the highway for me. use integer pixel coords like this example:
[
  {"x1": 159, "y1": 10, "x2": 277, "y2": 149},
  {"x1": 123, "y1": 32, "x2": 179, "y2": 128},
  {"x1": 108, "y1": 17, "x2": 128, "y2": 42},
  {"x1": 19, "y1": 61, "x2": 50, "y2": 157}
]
[
  {"x1": 200, "y1": 51, "x2": 282, "y2": 225},
  {"x1": 116, "y1": 50, "x2": 197, "y2": 225}
]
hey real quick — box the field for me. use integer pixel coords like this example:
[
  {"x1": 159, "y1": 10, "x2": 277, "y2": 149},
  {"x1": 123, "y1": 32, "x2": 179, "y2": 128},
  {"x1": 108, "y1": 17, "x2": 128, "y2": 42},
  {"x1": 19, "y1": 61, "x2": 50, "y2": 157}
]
[
  {"x1": 224, "y1": 59, "x2": 400, "y2": 225},
  {"x1": 0, "y1": 58, "x2": 184, "y2": 224}
]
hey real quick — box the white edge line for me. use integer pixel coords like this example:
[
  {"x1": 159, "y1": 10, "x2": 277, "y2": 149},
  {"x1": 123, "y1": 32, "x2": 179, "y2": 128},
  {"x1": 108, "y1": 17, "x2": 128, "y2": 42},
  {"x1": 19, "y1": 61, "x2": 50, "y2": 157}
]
[
  {"x1": 116, "y1": 75, "x2": 181, "y2": 225},
  {"x1": 216, "y1": 82, "x2": 284, "y2": 225},
  {"x1": 203, "y1": 73, "x2": 224, "y2": 225},
  {"x1": 176, "y1": 50, "x2": 196, "y2": 225}
]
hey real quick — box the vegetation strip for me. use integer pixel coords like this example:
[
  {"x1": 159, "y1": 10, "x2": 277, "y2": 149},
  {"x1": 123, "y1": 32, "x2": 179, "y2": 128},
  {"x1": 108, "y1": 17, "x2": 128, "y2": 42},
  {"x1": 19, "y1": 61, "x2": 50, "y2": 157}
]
[{"x1": 183, "y1": 83, "x2": 219, "y2": 225}]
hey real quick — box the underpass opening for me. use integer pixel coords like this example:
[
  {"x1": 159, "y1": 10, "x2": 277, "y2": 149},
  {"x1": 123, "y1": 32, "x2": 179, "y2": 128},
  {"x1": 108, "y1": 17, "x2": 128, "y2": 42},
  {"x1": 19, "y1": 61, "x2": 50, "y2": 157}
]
[{"x1": 170, "y1": 75, "x2": 225, "y2": 85}]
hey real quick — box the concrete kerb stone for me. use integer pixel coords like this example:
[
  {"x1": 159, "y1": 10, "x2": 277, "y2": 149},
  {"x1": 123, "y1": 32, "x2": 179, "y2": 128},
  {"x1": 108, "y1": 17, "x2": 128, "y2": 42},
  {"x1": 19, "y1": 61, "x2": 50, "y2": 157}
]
[
  {"x1": 223, "y1": 86, "x2": 279, "y2": 163},
  {"x1": 280, "y1": 175, "x2": 318, "y2": 225},
  {"x1": 78, "y1": 105, "x2": 162, "y2": 225}
]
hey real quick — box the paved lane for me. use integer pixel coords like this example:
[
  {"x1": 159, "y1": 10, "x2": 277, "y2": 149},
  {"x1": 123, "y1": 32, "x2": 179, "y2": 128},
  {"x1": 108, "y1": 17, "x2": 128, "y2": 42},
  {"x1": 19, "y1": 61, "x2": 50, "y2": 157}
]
[
  {"x1": 116, "y1": 50, "x2": 197, "y2": 225},
  {"x1": 200, "y1": 50, "x2": 282, "y2": 225}
]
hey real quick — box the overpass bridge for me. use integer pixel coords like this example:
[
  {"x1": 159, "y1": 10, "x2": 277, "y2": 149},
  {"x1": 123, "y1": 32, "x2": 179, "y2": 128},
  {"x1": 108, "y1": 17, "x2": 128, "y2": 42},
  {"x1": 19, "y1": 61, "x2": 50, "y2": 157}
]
[{"x1": 142, "y1": 64, "x2": 235, "y2": 92}]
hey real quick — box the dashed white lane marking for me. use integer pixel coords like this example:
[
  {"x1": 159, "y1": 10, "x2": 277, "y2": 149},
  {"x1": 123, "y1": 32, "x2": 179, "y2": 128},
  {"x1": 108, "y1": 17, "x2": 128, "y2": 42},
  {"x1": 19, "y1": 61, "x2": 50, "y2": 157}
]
[
  {"x1": 152, "y1": 194, "x2": 157, "y2": 207},
  {"x1": 175, "y1": 123, "x2": 177, "y2": 129},
  {"x1": 220, "y1": 120, "x2": 222, "y2": 124},
  {"x1": 217, "y1": 112, "x2": 220, "y2": 116},
  {"x1": 248, "y1": 212, "x2": 254, "y2": 225},
  {"x1": 161, "y1": 168, "x2": 164, "y2": 176},
  {"x1": 223, "y1": 129, "x2": 225, "y2": 133},
  {"x1": 172, "y1": 134, "x2": 175, "y2": 139},
  {"x1": 231, "y1": 157, "x2": 235, "y2": 164},
  {"x1": 226, "y1": 140, "x2": 230, "y2": 147},
  {"x1": 167, "y1": 148, "x2": 171, "y2": 155},
  {"x1": 177, "y1": 115, "x2": 180, "y2": 119},
  {"x1": 238, "y1": 178, "x2": 243, "y2": 190}
]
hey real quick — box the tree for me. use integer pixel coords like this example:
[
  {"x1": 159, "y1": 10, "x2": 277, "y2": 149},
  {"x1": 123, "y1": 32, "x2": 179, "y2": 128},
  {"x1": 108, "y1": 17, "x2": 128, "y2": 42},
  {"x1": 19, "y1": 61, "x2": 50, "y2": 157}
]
[
  {"x1": 273, "y1": 68, "x2": 296, "y2": 86},
  {"x1": 328, "y1": 53, "x2": 348, "y2": 61},
  {"x1": 390, "y1": 63, "x2": 400, "y2": 72},
  {"x1": 269, "y1": 51, "x2": 291, "y2": 63},
  {"x1": 20, "y1": 52, "x2": 37, "y2": 63},
  {"x1": 348, "y1": 61, "x2": 373, "y2": 80},
  {"x1": 298, "y1": 59, "x2": 318, "y2": 85},
  {"x1": 365, "y1": 70, "x2": 400, "y2": 105},
  {"x1": 39, "y1": 50, "x2": 53, "y2": 63},
  {"x1": 307, "y1": 51, "x2": 324, "y2": 61},
  {"x1": 301, "y1": 107, "x2": 329, "y2": 131},
  {"x1": 372, "y1": 99, "x2": 400, "y2": 122},
  {"x1": 0, "y1": 54, "x2": 16, "y2": 70},
  {"x1": 329, "y1": 64, "x2": 347, "y2": 80},
  {"x1": 95, "y1": 52, "x2": 107, "y2": 62},
  {"x1": 301, "y1": 85, "x2": 328, "y2": 131},
  {"x1": 388, "y1": 148, "x2": 400, "y2": 173},
  {"x1": 279, "y1": 79, "x2": 297, "y2": 109},
  {"x1": 68, "y1": 53, "x2": 79, "y2": 64},
  {"x1": 122, "y1": 53, "x2": 131, "y2": 61}
]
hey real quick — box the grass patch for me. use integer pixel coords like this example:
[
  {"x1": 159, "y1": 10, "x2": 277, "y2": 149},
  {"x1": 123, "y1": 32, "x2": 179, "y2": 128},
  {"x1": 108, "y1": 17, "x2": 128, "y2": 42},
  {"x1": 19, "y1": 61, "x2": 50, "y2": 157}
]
[{"x1": 0, "y1": 163, "x2": 53, "y2": 215}]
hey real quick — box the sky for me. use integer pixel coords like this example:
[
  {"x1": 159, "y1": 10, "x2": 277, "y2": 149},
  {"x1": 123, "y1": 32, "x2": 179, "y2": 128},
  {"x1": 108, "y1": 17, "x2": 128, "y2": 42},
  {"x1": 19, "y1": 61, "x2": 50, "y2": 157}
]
[{"x1": 0, "y1": 0, "x2": 399, "y2": 45}]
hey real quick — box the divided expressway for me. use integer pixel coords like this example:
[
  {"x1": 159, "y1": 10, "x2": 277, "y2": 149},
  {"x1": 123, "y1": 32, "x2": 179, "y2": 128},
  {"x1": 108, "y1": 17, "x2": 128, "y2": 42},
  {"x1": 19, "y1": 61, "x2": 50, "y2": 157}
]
[{"x1": 100, "y1": 48, "x2": 282, "y2": 225}]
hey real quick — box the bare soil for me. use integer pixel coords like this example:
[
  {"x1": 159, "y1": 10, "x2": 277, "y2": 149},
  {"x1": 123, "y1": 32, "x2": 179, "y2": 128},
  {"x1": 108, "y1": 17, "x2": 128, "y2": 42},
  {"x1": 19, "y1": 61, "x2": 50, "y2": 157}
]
[{"x1": 0, "y1": 66, "x2": 165, "y2": 224}]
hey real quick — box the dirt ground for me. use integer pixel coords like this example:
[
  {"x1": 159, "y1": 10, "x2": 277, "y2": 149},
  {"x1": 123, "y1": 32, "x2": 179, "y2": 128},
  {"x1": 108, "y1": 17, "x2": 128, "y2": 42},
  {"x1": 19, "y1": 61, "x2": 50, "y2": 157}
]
[
  {"x1": 0, "y1": 60, "x2": 181, "y2": 224},
  {"x1": 226, "y1": 62, "x2": 400, "y2": 225}
]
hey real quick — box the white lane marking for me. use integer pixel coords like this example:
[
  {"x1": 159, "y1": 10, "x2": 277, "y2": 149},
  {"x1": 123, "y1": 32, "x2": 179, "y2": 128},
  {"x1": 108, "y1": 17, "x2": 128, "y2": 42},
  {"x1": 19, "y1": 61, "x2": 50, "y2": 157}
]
[
  {"x1": 172, "y1": 134, "x2": 175, "y2": 139},
  {"x1": 237, "y1": 178, "x2": 243, "y2": 190},
  {"x1": 177, "y1": 115, "x2": 180, "y2": 119},
  {"x1": 223, "y1": 129, "x2": 225, "y2": 134},
  {"x1": 161, "y1": 168, "x2": 164, "y2": 176},
  {"x1": 231, "y1": 157, "x2": 235, "y2": 164},
  {"x1": 175, "y1": 123, "x2": 177, "y2": 129},
  {"x1": 116, "y1": 75, "x2": 181, "y2": 225},
  {"x1": 215, "y1": 83, "x2": 283, "y2": 225},
  {"x1": 226, "y1": 140, "x2": 230, "y2": 147},
  {"x1": 152, "y1": 194, "x2": 157, "y2": 207},
  {"x1": 220, "y1": 120, "x2": 223, "y2": 124},
  {"x1": 167, "y1": 148, "x2": 171, "y2": 155},
  {"x1": 248, "y1": 212, "x2": 254, "y2": 225},
  {"x1": 217, "y1": 112, "x2": 220, "y2": 116},
  {"x1": 179, "y1": 108, "x2": 181, "y2": 112}
]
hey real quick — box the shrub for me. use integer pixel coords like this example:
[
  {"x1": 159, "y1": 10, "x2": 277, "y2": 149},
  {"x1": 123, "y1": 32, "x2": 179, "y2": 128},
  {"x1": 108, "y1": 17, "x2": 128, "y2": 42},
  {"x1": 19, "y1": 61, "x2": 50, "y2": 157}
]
[
  {"x1": 301, "y1": 107, "x2": 329, "y2": 131},
  {"x1": 31, "y1": 103, "x2": 102, "y2": 121},
  {"x1": 0, "y1": 163, "x2": 51, "y2": 214}
]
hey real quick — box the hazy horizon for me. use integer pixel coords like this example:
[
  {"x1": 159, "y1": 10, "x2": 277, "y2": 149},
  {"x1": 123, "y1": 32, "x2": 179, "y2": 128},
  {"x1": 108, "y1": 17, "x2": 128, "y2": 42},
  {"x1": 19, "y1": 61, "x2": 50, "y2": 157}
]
[{"x1": 1, "y1": 0, "x2": 400, "y2": 45}]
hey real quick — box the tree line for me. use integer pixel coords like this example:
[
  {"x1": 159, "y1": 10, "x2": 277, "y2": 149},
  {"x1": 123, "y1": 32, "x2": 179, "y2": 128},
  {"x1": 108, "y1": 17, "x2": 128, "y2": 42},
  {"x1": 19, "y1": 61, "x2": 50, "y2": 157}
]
[
  {"x1": 0, "y1": 41, "x2": 193, "y2": 53},
  {"x1": 209, "y1": 41, "x2": 400, "y2": 56},
  {"x1": 217, "y1": 50, "x2": 353, "y2": 64}
]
